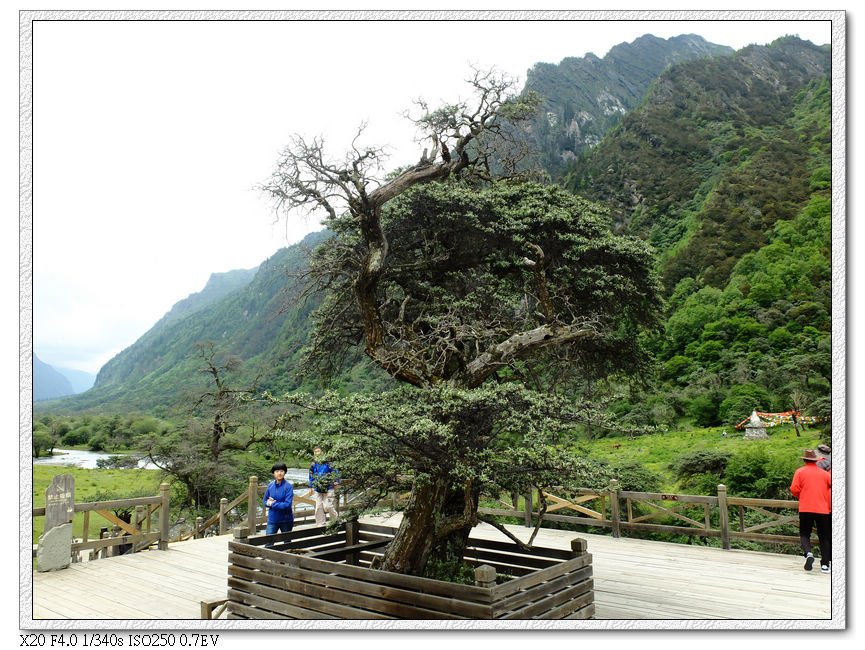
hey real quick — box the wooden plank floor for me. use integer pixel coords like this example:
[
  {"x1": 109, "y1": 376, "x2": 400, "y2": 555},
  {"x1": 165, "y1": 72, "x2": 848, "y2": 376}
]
[{"x1": 30, "y1": 516, "x2": 831, "y2": 621}]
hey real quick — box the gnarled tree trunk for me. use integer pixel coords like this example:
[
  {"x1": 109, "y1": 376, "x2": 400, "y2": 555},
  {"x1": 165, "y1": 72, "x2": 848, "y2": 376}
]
[
  {"x1": 380, "y1": 471, "x2": 481, "y2": 576},
  {"x1": 379, "y1": 473, "x2": 451, "y2": 575}
]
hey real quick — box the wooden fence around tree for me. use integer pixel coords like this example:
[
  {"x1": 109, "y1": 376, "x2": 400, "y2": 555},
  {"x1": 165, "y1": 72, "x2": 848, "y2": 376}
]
[{"x1": 225, "y1": 521, "x2": 595, "y2": 620}]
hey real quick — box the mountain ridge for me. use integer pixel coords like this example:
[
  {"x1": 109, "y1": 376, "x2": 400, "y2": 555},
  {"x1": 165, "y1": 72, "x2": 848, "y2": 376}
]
[
  {"x1": 523, "y1": 33, "x2": 733, "y2": 177},
  {"x1": 35, "y1": 35, "x2": 832, "y2": 426}
]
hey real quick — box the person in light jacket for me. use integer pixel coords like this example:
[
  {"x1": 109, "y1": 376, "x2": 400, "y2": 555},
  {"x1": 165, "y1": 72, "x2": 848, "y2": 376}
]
[
  {"x1": 816, "y1": 443, "x2": 831, "y2": 471},
  {"x1": 309, "y1": 446, "x2": 339, "y2": 525},
  {"x1": 263, "y1": 462, "x2": 294, "y2": 537},
  {"x1": 790, "y1": 449, "x2": 831, "y2": 573}
]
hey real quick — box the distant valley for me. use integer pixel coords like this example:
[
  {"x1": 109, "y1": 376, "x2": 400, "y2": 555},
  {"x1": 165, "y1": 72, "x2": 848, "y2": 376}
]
[{"x1": 33, "y1": 355, "x2": 95, "y2": 401}]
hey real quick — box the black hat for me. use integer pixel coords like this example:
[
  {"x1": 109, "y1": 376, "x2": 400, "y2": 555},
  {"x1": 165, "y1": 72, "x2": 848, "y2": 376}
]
[{"x1": 271, "y1": 462, "x2": 288, "y2": 473}]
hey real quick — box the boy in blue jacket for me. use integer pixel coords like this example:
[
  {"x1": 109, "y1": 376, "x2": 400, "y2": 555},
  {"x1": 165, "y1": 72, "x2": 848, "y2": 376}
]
[
  {"x1": 263, "y1": 462, "x2": 294, "y2": 536},
  {"x1": 309, "y1": 446, "x2": 339, "y2": 525}
]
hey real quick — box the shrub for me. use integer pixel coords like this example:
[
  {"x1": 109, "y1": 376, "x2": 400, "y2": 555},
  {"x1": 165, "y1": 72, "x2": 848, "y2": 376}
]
[
  {"x1": 671, "y1": 450, "x2": 731, "y2": 479},
  {"x1": 723, "y1": 447, "x2": 798, "y2": 499},
  {"x1": 605, "y1": 460, "x2": 663, "y2": 493},
  {"x1": 670, "y1": 450, "x2": 731, "y2": 493},
  {"x1": 688, "y1": 394, "x2": 721, "y2": 427}
]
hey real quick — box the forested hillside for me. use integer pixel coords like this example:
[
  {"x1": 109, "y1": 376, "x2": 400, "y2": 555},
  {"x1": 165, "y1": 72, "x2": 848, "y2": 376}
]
[
  {"x1": 563, "y1": 37, "x2": 829, "y2": 288},
  {"x1": 559, "y1": 36, "x2": 831, "y2": 430},
  {"x1": 37, "y1": 36, "x2": 832, "y2": 437}
]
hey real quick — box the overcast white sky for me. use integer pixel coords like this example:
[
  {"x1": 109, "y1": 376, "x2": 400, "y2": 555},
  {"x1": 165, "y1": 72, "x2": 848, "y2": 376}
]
[{"x1": 29, "y1": 13, "x2": 833, "y2": 375}]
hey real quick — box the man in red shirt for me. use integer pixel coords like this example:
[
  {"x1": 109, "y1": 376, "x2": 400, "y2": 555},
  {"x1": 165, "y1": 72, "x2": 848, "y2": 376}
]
[{"x1": 790, "y1": 449, "x2": 832, "y2": 573}]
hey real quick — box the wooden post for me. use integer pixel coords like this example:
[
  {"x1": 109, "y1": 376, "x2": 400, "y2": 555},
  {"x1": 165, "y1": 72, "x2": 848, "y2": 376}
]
[
  {"x1": 717, "y1": 484, "x2": 731, "y2": 550},
  {"x1": 609, "y1": 479, "x2": 621, "y2": 539},
  {"x1": 474, "y1": 564, "x2": 497, "y2": 588},
  {"x1": 345, "y1": 519, "x2": 359, "y2": 566},
  {"x1": 219, "y1": 498, "x2": 228, "y2": 535},
  {"x1": 195, "y1": 516, "x2": 204, "y2": 539},
  {"x1": 200, "y1": 598, "x2": 227, "y2": 621},
  {"x1": 82, "y1": 511, "x2": 90, "y2": 544},
  {"x1": 110, "y1": 526, "x2": 121, "y2": 557},
  {"x1": 570, "y1": 537, "x2": 588, "y2": 558},
  {"x1": 158, "y1": 483, "x2": 170, "y2": 550},
  {"x1": 524, "y1": 488, "x2": 533, "y2": 528},
  {"x1": 135, "y1": 505, "x2": 145, "y2": 533},
  {"x1": 247, "y1": 476, "x2": 259, "y2": 536}
]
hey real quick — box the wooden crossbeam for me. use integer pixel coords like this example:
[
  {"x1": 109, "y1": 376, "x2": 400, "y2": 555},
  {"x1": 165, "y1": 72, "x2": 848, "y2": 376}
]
[
  {"x1": 742, "y1": 516, "x2": 797, "y2": 534},
  {"x1": 628, "y1": 500, "x2": 706, "y2": 529},
  {"x1": 541, "y1": 492, "x2": 603, "y2": 520},
  {"x1": 95, "y1": 509, "x2": 139, "y2": 536}
]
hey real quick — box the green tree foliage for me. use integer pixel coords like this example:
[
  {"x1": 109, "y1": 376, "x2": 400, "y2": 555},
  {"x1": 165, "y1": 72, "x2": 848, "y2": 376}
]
[
  {"x1": 273, "y1": 383, "x2": 650, "y2": 579},
  {"x1": 659, "y1": 194, "x2": 831, "y2": 430},
  {"x1": 143, "y1": 342, "x2": 276, "y2": 509},
  {"x1": 719, "y1": 384, "x2": 772, "y2": 426},
  {"x1": 723, "y1": 447, "x2": 799, "y2": 500},
  {"x1": 302, "y1": 181, "x2": 663, "y2": 390},
  {"x1": 32, "y1": 426, "x2": 56, "y2": 458},
  {"x1": 687, "y1": 393, "x2": 722, "y2": 428},
  {"x1": 262, "y1": 70, "x2": 663, "y2": 576},
  {"x1": 33, "y1": 413, "x2": 171, "y2": 453}
]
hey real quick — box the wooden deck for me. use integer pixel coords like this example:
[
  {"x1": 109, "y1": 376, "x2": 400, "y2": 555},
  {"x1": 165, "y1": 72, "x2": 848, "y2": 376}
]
[{"x1": 30, "y1": 514, "x2": 832, "y2": 622}]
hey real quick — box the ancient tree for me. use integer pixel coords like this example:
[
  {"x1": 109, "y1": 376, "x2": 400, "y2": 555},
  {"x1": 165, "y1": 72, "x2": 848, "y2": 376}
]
[{"x1": 263, "y1": 70, "x2": 662, "y2": 575}]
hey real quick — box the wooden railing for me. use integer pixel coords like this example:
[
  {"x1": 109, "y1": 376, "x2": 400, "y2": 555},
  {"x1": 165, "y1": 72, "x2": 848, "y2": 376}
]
[
  {"x1": 33, "y1": 476, "x2": 356, "y2": 561},
  {"x1": 33, "y1": 476, "x2": 807, "y2": 567},
  {"x1": 182, "y1": 476, "x2": 352, "y2": 541},
  {"x1": 33, "y1": 483, "x2": 171, "y2": 560},
  {"x1": 478, "y1": 480, "x2": 806, "y2": 550}
]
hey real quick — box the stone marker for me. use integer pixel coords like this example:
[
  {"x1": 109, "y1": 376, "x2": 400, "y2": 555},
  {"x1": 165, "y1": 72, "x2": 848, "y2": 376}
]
[
  {"x1": 36, "y1": 524, "x2": 73, "y2": 572},
  {"x1": 37, "y1": 474, "x2": 75, "y2": 572},
  {"x1": 743, "y1": 410, "x2": 768, "y2": 439}
]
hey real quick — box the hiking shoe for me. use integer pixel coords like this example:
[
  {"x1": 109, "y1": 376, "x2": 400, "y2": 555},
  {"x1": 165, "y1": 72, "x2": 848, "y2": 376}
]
[
  {"x1": 804, "y1": 553, "x2": 814, "y2": 571},
  {"x1": 821, "y1": 564, "x2": 830, "y2": 573}
]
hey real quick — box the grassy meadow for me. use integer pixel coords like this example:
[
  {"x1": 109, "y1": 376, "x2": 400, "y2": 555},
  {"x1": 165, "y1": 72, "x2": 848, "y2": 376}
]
[
  {"x1": 31, "y1": 465, "x2": 163, "y2": 543},
  {"x1": 582, "y1": 424, "x2": 824, "y2": 493}
]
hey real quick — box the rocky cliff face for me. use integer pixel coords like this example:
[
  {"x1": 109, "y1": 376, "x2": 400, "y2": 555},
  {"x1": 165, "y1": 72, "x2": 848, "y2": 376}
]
[{"x1": 524, "y1": 33, "x2": 733, "y2": 177}]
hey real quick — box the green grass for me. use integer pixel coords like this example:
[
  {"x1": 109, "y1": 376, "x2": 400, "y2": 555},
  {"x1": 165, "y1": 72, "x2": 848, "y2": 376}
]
[
  {"x1": 31, "y1": 465, "x2": 163, "y2": 543},
  {"x1": 578, "y1": 424, "x2": 823, "y2": 492}
]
